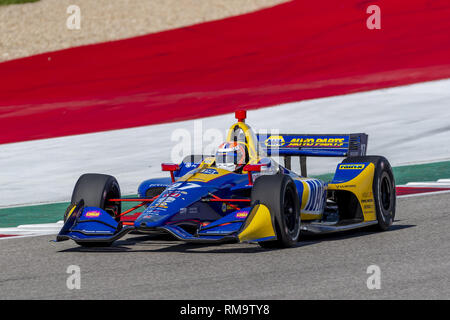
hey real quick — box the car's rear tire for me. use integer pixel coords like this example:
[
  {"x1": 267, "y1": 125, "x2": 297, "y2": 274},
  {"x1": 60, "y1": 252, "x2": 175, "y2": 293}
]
[
  {"x1": 251, "y1": 174, "x2": 301, "y2": 248},
  {"x1": 145, "y1": 186, "x2": 166, "y2": 200},
  {"x1": 342, "y1": 156, "x2": 396, "y2": 231}
]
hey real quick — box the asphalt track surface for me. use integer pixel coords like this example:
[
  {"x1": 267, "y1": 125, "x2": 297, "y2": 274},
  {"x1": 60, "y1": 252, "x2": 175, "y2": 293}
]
[{"x1": 1, "y1": 193, "x2": 449, "y2": 300}]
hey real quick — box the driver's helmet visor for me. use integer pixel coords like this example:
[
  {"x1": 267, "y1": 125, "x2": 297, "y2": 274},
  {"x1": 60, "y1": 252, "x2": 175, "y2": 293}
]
[
  {"x1": 216, "y1": 151, "x2": 242, "y2": 165},
  {"x1": 215, "y1": 142, "x2": 245, "y2": 167}
]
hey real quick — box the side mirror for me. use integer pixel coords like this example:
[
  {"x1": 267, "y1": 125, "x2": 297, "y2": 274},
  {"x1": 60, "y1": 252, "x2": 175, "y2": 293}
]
[
  {"x1": 243, "y1": 163, "x2": 268, "y2": 185},
  {"x1": 161, "y1": 163, "x2": 180, "y2": 183}
]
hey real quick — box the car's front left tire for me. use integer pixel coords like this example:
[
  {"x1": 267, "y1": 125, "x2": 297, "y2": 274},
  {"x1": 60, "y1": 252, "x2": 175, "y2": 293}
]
[
  {"x1": 69, "y1": 173, "x2": 122, "y2": 247},
  {"x1": 71, "y1": 173, "x2": 121, "y2": 221}
]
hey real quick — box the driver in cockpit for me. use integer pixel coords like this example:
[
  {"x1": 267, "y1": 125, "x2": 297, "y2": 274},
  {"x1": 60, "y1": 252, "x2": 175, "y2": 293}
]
[{"x1": 214, "y1": 142, "x2": 248, "y2": 172}]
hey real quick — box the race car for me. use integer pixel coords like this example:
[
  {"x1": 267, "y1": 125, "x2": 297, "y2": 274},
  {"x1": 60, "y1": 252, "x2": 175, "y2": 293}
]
[{"x1": 56, "y1": 110, "x2": 396, "y2": 248}]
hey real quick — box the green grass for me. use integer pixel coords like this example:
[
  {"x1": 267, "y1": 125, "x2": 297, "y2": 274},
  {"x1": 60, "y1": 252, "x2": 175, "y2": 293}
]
[
  {"x1": 0, "y1": 202, "x2": 69, "y2": 228},
  {"x1": 0, "y1": 0, "x2": 39, "y2": 6}
]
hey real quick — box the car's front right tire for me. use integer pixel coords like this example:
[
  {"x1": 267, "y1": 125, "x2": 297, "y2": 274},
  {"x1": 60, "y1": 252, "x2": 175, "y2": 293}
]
[{"x1": 251, "y1": 174, "x2": 301, "y2": 248}]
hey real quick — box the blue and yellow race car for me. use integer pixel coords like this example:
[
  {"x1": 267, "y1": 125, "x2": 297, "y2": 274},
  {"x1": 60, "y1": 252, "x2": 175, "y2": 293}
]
[{"x1": 57, "y1": 110, "x2": 396, "y2": 248}]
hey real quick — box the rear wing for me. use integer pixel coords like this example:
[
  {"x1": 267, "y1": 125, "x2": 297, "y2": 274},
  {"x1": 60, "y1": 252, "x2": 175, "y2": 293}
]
[
  {"x1": 257, "y1": 133, "x2": 368, "y2": 157},
  {"x1": 256, "y1": 133, "x2": 368, "y2": 175}
]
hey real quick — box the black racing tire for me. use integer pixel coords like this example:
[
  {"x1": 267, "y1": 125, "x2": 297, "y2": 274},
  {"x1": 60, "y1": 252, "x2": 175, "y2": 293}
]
[
  {"x1": 71, "y1": 173, "x2": 121, "y2": 221},
  {"x1": 251, "y1": 174, "x2": 301, "y2": 248},
  {"x1": 145, "y1": 186, "x2": 166, "y2": 200},
  {"x1": 143, "y1": 186, "x2": 166, "y2": 208},
  {"x1": 63, "y1": 203, "x2": 76, "y2": 223},
  {"x1": 70, "y1": 174, "x2": 121, "y2": 248},
  {"x1": 342, "y1": 156, "x2": 396, "y2": 231}
]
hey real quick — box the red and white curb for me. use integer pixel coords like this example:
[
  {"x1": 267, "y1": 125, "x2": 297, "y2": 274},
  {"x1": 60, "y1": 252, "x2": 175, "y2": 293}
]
[
  {"x1": 0, "y1": 221, "x2": 63, "y2": 240},
  {"x1": 397, "y1": 179, "x2": 450, "y2": 198}
]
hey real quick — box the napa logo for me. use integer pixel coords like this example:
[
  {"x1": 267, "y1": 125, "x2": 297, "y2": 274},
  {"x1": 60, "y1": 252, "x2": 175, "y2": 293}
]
[
  {"x1": 85, "y1": 210, "x2": 101, "y2": 218},
  {"x1": 339, "y1": 164, "x2": 365, "y2": 170},
  {"x1": 235, "y1": 210, "x2": 249, "y2": 219},
  {"x1": 265, "y1": 135, "x2": 285, "y2": 147}
]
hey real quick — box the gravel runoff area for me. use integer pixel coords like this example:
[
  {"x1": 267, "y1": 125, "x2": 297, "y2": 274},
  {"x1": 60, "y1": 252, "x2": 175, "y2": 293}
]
[{"x1": 0, "y1": 0, "x2": 288, "y2": 62}]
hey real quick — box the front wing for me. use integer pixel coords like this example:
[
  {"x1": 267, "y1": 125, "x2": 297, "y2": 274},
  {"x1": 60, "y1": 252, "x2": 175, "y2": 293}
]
[{"x1": 56, "y1": 202, "x2": 277, "y2": 245}]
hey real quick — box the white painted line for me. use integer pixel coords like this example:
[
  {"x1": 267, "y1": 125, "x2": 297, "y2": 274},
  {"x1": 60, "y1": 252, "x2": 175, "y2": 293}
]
[
  {"x1": 397, "y1": 190, "x2": 450, "y2": 199},
  {"x1": 405, "y1": 182, "x2": 450, "y2": 188},
  {"x1": 0, "y1": 221, "x2": 63, "y2": 239},
  {"x1": 0, "y1": 201, "x2": 68, "y2": 210},
  {"x1": 0, "y1": 232, "x2": 59, "y2": 240},
  {"x1": 396, "y1": 158, "x2": 450, "y2": 166}
]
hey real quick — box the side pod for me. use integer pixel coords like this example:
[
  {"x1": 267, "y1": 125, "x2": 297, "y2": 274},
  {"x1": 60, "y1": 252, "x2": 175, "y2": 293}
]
[{"x1": 328, "y1": 162, "x2": 377, "y2": 222}]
